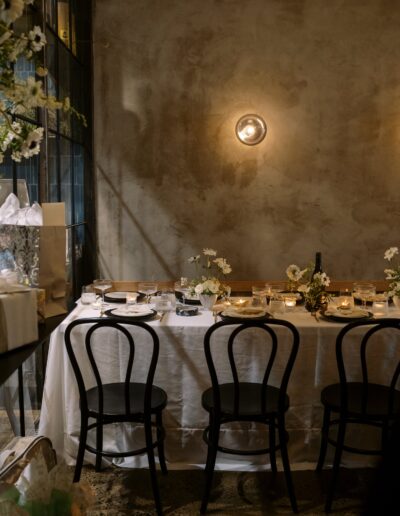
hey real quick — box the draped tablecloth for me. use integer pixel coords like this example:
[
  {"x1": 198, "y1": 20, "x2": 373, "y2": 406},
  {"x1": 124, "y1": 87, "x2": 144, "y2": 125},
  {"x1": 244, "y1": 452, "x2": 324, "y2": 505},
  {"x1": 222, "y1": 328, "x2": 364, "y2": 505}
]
[{"x1": 38, "y1": 302, "x2": 400, "y2": 471}]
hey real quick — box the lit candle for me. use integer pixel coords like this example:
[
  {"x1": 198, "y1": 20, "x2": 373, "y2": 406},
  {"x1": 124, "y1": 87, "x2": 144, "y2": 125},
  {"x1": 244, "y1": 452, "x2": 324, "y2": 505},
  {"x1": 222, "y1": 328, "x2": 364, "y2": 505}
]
[
  {"x1": 284, "y1": 297, "x2": 296, "y2": 311},
  {"x1": 235, "y1": 298, "x2": 247, "y2": 307}
]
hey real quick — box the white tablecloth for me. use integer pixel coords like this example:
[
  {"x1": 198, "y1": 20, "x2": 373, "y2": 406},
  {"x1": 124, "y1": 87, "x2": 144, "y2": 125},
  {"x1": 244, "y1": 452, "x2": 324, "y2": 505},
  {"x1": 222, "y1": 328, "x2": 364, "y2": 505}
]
[{"x1": 38, "y1": 302, "x2": 400, "y2": 471}]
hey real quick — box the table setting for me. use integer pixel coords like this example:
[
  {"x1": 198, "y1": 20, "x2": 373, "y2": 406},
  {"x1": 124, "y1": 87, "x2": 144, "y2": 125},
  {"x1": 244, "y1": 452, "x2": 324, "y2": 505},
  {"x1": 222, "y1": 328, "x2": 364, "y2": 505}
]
[{"x1": 38, "y1": 246, "x2": 400, "y2": 471}]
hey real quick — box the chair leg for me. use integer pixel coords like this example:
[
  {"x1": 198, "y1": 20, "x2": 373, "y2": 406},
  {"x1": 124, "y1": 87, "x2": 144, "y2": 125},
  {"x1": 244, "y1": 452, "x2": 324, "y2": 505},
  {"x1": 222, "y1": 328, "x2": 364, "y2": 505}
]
[
  {"x1": 95, "y1": 417, "x2": 103, "y2": 472},
  {"x1": 74, "y1": 412, "x2": 88, "y2": 483},
  {"x1": 316, "y1": 406, "x2": 331, "y2": 472},
  {"x1": 144, "y1": 416, "x2": 163, "y2": 516},
  {"x1": 325, "y1": 419, "x2": 346, "y2": 513},
  {"x1": 278, "y1": 415, "x2": 298, "y2": 514},
  {"x1": 156, "y1": 411, "x2": 168, "y2": 475},
  {"x1": 268, "y1": 419, "x2": 277, "y2": 474},
  {"x1": 201, "y1": 416, "x2": 220, "y2": 514}
]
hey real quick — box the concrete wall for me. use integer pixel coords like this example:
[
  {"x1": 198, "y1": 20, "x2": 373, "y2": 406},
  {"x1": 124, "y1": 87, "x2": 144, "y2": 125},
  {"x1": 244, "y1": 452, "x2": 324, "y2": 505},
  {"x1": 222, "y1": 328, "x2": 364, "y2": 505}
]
[{"x1": 93, "y1": 0, "x2": 400, "y2": 281}]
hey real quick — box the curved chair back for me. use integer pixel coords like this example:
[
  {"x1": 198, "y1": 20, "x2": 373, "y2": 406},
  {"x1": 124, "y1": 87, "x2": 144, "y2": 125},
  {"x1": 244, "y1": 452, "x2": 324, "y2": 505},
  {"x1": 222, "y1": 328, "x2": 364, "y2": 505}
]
[
  {"x1": 64, "y1": 317, "x2": 160, "y2": 419},
  {"x1": 336, "y1": 318, "x2": 400, "y2": 418},
  {"x1": 204, "y1": 319, "x2": 299, "y2": 417}
]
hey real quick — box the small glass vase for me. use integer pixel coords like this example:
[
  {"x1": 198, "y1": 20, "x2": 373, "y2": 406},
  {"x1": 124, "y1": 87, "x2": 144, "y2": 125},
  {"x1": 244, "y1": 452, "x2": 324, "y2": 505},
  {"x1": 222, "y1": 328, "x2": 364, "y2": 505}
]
[
  {"x1": 305, "y1": 294, "x2": 327, "y2": 314},
  {"x1": 199, "y1": 293, "x2": 218, "y2": 311},
  {"x1": 393, "y1": 295, "x2": 400, "y2": 310}
]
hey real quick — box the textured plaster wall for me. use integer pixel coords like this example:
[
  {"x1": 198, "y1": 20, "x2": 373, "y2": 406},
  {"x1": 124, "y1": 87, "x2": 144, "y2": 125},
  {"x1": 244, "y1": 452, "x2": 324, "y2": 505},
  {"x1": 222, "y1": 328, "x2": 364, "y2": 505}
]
[{"x1": 93, "y1": 0, "x2": 400, "y2": 281}]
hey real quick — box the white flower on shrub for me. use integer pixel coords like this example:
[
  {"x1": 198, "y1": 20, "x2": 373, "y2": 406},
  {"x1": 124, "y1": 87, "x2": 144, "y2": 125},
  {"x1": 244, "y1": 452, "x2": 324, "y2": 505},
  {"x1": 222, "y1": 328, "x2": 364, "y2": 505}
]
[{"x1": 384, "y1": 247, "x2": 398, "y2": 261}]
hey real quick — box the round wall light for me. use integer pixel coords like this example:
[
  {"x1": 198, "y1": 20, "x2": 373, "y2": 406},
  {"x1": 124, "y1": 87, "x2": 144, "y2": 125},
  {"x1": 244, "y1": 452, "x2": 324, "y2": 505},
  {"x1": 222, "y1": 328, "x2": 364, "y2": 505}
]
[{"x1": 235, "y1": 114, "x2": 267, "y2": 145}]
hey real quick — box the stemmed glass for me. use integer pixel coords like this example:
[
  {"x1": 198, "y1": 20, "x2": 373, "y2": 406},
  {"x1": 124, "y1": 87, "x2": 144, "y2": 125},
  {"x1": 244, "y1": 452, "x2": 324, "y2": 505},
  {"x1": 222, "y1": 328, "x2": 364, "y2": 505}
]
[
  {"x1": 174, "y1": 278, "x2": 190, "y2": 305},
  {"x1": 353, "y1": 282, "x2": 376, "y2": 310},
  {"x1": 138, "y1": 282, "x2": 158, "y2": 303},
  {"x1": 93, "y1": 279, "x2": 112, "y2": 315}
]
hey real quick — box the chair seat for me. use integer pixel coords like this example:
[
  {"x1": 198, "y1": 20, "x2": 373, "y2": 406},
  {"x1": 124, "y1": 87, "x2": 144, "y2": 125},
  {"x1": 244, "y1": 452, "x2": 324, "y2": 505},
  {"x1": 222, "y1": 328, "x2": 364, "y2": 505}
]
[
  {"x1": 321, "y1": 382, "x2": 400, "y2": 419},
  {"x1": 86, "y1": 382, "x2": 167, "y2": 417},
  {"x1": 202, "y1": 382, "x2": 289, "y2": 417}
]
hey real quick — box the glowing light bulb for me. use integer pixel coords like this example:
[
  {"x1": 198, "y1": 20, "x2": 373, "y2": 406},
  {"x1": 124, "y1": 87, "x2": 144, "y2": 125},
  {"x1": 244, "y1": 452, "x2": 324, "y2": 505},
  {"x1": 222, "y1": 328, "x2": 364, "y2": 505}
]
[{"x1": 236, "y1": 114, "x2": 267, "y2": 145}]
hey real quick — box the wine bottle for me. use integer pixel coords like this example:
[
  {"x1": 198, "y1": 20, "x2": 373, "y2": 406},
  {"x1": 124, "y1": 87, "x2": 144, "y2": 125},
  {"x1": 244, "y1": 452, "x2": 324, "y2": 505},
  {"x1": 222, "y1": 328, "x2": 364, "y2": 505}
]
[{"x1": 311, "y1": 252, "x2": 322, "y2": 279}]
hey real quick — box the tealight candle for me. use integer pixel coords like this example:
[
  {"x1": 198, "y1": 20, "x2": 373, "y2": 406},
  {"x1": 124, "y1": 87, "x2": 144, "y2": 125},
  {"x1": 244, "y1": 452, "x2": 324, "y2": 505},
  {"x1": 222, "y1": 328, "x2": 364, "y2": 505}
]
[
  {"x1": 235, "y1": 298, "x2": 247, "y2": 307},
  {"x1": 372, "y1": 300, "x2": 388, "y2": 317},
  {"x1": 284, "y1": 297, "x2": 296, "y2": 310}
]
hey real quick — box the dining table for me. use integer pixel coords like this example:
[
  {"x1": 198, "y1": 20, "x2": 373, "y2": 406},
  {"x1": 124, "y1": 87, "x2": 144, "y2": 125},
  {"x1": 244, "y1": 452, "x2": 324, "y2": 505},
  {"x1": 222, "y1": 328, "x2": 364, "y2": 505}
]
[{"x1": 38, "y1": 295, "x2": 400, "y2": 471}]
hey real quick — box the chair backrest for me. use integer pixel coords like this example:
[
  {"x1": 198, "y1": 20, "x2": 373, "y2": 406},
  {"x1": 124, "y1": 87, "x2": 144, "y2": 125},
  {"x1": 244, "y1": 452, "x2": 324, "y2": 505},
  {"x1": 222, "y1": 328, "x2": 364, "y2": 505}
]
[
  {"x1": 64, "y1": 317, "x2": 160, "y2": 417},
  {"x1": 204, "y1": 319, "x2": 299, "y2": 417},
  {"x1": 336, "y1": 318, "x2": 400, "y2": 417}
]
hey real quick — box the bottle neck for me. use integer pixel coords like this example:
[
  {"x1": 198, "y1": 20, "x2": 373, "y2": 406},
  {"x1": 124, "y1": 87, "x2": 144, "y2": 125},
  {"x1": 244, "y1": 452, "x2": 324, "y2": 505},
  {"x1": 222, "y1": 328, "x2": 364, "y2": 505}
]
[{"x1": 312, "y1": 252, "x2": 322, "y2": 277}]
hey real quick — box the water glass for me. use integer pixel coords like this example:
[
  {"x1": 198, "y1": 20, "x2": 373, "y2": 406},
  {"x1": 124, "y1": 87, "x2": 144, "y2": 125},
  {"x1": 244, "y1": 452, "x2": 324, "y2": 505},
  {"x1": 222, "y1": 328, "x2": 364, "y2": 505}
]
[
  {"x1": 372, "y1": 300, "x2": 388, "y2": 317},
  {"x1": 81, "y1": 285, "x2": 96, "y2": 305},
  {"x1": 126, "y1": 292, "x2": 138, "y2": 306},
  {"x1": 252, "y1": 286, "x2": 267, "y2": 308},
  {"x1": 269, "y1": 300, "x2": 286, "y2": 315}
]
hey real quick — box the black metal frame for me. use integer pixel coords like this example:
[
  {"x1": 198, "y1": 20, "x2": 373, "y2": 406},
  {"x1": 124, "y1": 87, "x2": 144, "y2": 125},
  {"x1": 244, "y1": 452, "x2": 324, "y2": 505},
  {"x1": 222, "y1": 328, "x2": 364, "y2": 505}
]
[
  {"x1": 316, "y1": 318, "x2": 400, "y2": 513},
  {"x1": 201, "y1": 318, "x2": 300, "y2": 514},
  {"x1": 64, "y1": 317, "x2": 167, "y2": 515}
]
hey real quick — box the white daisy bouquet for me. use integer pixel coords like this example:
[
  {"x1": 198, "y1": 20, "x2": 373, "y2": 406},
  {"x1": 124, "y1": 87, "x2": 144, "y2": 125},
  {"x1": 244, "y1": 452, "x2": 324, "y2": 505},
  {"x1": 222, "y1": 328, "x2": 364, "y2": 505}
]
[
  {"x1": 188, "y1": 248, "x2": 232, "y2": 296},
  {"x1": 0, "y1": 0, "x2": 85, "y2": 163},
  {"x1": 383, "y1": 246, "x2": 400, "y2": 296},
  {"x1": 285, "y1": 264, "x2": 309, "y2": 292},
  {"x1": 286, "y1": 262, "x2": 330, "y2": 312}
]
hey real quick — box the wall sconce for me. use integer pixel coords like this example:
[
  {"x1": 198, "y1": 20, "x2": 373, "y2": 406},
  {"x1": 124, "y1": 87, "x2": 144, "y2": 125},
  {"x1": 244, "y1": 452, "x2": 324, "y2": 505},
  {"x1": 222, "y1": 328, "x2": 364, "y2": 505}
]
[{"x1": 235, "y1": 114, "x2": 267, "y2": 145}]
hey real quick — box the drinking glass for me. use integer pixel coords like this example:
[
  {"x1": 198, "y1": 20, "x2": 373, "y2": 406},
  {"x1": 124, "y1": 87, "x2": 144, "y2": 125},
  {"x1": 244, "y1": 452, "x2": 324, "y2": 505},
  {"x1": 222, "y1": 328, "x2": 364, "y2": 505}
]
[
  {"x1": 93, "y1": 279, "x2": 112, "y2": 315},
  {"x1": 353, "y1": 282, "x2": 376, "y2": 310},
  {"x1": 252, "y1": 286, "x2": 267, "y2": 307},
  {"x1": 174, "y1": 278, "x2": 190, "y2": 305},
  {"x1": 81, "y1": 285, "x2": 96, "y2": 305},
  {"x1": 138, "y1": 282, "x2": 158, "y2": 303},
  {"x1": 126, "y1": 291, "x2": 138, "y2": 307},
  {"x1": 269, "y1": 283, "x2": 284, "y2": 300}
]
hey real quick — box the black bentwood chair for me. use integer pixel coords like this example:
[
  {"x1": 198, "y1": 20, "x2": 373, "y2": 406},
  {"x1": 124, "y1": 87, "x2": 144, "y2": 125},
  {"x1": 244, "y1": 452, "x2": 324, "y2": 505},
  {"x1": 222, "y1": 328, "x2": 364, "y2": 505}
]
[
  {"x1": 316, "y1": 318, "x2": 400, "y2": 513},
  {"x1": 200, "y1": 319, "x2": 300, "y2": 514},
  {"x1": 65, "y1": 318, "x2": 168, "y2": 515}
]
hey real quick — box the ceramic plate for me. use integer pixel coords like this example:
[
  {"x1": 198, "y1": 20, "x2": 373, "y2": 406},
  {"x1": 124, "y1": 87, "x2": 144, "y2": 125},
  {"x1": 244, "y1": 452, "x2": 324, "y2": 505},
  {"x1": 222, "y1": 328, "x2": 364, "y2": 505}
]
[
  {"x1": 105, "y1": 308, "x2": 156, "y2": 321},
  {"x1": 220, "y1": 307, "x2": 270, "y2": 320},
  {"x1": 321, "y1": 309, "x2": 373, "y2": 323},
  {"x1": 104, "y1": 291, "x2": 143, "y2": 303}
]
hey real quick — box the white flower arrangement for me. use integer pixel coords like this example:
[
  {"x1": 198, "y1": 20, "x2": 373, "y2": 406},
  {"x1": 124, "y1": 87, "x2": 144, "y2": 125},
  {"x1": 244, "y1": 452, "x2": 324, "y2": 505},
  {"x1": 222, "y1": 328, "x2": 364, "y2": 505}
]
[
  {"x1": 0, "y1": 0, "x2": 85, "y2": 163},
  {"x1": 286, "y1": 261, "x2": 330, "y2": 312},
  {"x1": 188, "y1": 248, "x2": 232, "y2": 296},
  {"x1": 383, "y1": 246, "x2": 400, "y2": 296}
]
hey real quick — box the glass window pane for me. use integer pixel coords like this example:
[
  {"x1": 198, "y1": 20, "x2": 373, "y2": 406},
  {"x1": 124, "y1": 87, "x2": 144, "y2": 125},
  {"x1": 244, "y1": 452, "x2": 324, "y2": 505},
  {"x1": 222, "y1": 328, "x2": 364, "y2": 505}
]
[
  {"x1": 57, "y1": 0, "x2": 70, "y2": 48},
  {"x1": 60, "y1": 137, "x2": 72, "y2": 224},
  {"x1": 0, "y1": 154, "x2": 14, "y2": 182},
  {"x1": 46, "y1": 30, "x2": 58, "y2": 131},
  {"x1": 16, "y1": 154, "x2": 40, "y2": 203},
  {"x1": 58, "y1": 44, "x2": 71, "y2": 137},
  {"x1": 73, "y1": 143, "x2": 84, "y2": 223},
  {"x1": 46, "y1": 0, "x2": 57, "y2": 30},
  {"x1": 47, "y1": 133, "x2": 59, "y2": 202}
]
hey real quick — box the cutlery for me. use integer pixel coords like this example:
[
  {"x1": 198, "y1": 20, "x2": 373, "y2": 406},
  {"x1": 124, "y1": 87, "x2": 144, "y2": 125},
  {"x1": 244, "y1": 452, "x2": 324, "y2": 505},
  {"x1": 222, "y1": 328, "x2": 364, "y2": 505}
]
[{"x1": 159, "y1": 312, "x2": 166, "y2": 322}]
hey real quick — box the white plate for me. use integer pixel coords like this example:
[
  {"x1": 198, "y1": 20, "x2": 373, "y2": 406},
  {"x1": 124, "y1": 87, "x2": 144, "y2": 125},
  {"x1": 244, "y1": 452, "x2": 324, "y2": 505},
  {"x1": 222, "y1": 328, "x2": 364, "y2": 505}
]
[
  {"x1": 222, "y1": 307, "x2": 268, "y2": 319},
  {"x1": 110, "y1": 307, "x2": 154, "y2": 317},
  {"x1": 105, "y1": 291, "x2": 137, "y2": 300},
  {"x1": 324, "y1": 308, "x2": 371, "y2": 319}
]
